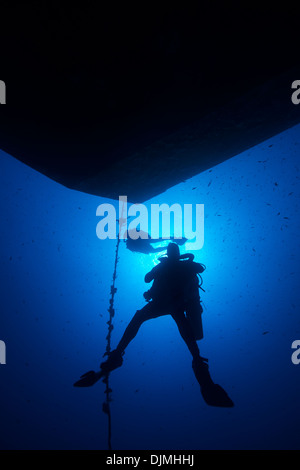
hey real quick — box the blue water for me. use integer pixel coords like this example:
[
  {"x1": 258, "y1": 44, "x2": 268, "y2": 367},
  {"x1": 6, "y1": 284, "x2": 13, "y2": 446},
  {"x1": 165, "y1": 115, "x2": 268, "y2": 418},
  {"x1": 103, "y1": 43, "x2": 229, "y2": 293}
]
[{"x1": 0, "y1": 124, "x2": 299, "y2": 450}]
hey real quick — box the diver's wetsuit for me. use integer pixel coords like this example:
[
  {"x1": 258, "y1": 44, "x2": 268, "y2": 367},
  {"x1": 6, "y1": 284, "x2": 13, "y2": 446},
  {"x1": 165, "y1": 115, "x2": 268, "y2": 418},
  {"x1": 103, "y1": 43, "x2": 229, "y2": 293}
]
[{"x1": 115, "y1": 256, "x2": 204, "y2": 360}]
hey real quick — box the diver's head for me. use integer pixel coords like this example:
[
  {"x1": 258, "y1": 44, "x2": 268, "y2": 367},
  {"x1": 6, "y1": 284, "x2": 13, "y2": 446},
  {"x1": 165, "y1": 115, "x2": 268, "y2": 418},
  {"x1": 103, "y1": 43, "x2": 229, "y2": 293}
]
[{"x1": 167, "y1": 242, "x2": 180, "y2": 260}]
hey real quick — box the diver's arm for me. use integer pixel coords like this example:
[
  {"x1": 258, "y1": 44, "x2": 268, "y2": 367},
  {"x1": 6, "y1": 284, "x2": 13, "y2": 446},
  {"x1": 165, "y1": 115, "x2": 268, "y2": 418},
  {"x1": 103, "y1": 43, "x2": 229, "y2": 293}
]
[{"x1": 145, "y1": 266, "x2": 158, "y2": 283}]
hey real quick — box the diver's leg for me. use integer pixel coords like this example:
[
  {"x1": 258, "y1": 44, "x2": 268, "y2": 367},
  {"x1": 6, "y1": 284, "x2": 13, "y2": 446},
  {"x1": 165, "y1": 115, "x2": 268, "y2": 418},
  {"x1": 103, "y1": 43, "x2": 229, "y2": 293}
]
[
  {"x1": 171, "y1": 311, "x2": 230, "y2": 404},
  {"x1": 171, "y1": 311, "x2": 201, "y2": 360},
  {"x1": 100, "y1": 302, "x2": 163, "y2": 373},
  {"x1": 171, "y1": 312, "x2": 214, "y2": 388},
  {"x1": 115, "y1": 302, "x2": 161, "y2": 353}
]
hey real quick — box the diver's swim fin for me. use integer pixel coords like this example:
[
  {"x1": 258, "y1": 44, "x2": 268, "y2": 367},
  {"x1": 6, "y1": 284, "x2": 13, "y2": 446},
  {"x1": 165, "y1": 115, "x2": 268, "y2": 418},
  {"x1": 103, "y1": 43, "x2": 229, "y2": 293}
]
[
  {"x1": 73, "y1": 370, "x2": 104, "y2": 387},
  {"x1": 73, "y1": 350, "x2": 124, "y2": 388},
  {"x1": 192, "y1": 357, "x2": 234, "y2": 408},
  {"x1": 200, "y1": 382, "x2": 234, "y2": 408}
]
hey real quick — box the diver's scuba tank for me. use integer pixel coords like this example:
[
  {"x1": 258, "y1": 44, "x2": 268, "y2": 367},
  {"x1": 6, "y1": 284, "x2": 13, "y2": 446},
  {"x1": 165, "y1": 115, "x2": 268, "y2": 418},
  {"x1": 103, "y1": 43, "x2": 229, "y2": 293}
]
[
  {"x1": 186, "y1": 297, "x2": 204, "y2": 340},
  {"x1": 185, "y1": 267, "x2": 206, "y2": 341}
]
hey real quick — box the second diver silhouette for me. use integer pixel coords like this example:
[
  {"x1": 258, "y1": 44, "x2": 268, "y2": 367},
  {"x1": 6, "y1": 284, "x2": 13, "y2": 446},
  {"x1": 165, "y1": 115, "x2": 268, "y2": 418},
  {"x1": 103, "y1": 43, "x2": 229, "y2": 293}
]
[
  {"x1": 125, "y1": 230, "x2": 188, "y2": 254},
  {"x1": 74, "y1": 243, "x2": 234, "y2": 408}
]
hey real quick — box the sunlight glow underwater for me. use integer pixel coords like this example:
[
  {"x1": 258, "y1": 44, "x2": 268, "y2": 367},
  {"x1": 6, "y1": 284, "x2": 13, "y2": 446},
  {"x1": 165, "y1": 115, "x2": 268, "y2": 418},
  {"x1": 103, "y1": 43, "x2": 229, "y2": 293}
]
[{"x1": 0, "y1": 123, "x2": 299, "y2": 449}]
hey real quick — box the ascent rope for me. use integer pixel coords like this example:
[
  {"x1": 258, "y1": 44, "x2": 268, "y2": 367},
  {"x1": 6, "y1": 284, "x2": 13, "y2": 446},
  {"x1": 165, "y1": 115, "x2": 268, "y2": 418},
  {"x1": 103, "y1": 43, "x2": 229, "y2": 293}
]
[
  {"x1": 101, "y1": 206, "x2": 126, "y2": 450},
  {"x1": 101, "y1": 230, "x2": 120, "y2": 450}
]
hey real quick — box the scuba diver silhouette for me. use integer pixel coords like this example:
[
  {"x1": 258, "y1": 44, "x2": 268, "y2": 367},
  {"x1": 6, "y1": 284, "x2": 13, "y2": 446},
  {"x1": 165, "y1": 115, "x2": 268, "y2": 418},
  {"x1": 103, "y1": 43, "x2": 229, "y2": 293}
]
[
  {"x1": 74, "y1": 242, "x2": 234, "y2": 407},
  {"x1": 125, "y1": 230, "x2": 187, "y2": 254},
  {"x1": 108, "y1": 242, "x2": 204, "y2": 360}
]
